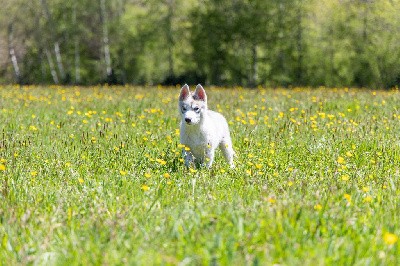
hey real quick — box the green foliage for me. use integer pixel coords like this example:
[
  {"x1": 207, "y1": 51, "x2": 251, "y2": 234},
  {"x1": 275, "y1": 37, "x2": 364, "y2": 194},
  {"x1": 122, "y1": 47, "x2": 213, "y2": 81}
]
[
  {"x1": 1, "y1": 0, "x2": 400, "y2": 87},
  {"x1": 1, "y1": 85, "x2": 400, "y2": 264}
]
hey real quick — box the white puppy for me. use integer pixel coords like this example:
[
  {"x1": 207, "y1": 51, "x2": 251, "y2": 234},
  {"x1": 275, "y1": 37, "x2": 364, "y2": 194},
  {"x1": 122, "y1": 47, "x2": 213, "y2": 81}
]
[{"x1": 179, "y1": 84, "x2": 235, "y2": 168}]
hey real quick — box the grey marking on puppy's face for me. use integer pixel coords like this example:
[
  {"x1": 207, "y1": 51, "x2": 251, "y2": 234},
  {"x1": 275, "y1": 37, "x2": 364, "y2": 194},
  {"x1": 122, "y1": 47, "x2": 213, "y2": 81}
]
[{"x1": 180, "y1": 100, "x2": 205, "y2": 125}]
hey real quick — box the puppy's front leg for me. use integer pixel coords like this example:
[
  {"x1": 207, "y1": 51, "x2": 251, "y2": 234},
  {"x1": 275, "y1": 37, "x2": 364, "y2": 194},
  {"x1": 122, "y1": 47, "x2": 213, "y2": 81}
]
[{"x1": 183, "y1": 149, "x2": 194, "y2": 168}]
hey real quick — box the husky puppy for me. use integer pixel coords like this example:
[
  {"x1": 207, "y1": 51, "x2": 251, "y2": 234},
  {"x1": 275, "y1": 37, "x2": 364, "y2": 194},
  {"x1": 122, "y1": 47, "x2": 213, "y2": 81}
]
[{"x1": 179, "y1": 84, "x2": 235, "y2": 168}]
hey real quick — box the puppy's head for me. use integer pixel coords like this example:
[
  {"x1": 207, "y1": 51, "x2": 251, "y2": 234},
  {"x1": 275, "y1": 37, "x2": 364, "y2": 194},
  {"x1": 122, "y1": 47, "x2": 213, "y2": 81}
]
[{"x1": 179, "y1": 84, "x2": 207, "y2": 125}]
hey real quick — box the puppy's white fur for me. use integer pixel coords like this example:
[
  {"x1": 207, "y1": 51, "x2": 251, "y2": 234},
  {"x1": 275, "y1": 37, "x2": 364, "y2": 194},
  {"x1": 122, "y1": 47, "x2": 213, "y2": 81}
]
[{"x1": 179, "y1": 84, "x2": 235, "y2": 168}]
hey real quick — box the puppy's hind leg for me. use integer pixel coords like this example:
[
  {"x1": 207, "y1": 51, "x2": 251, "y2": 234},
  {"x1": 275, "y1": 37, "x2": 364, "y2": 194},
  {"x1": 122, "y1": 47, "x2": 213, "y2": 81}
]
[
  {"x1": 219, "y1": 139, "x2": 235, "y2": 168},
  {"x1": 205, "y1": 148, "x2": 216, "y2": 168}
]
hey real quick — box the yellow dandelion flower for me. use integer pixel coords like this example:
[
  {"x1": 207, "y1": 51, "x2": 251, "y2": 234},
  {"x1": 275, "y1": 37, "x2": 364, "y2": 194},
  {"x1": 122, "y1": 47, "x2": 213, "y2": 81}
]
[
  {"x1": 270, "y1": 143, "x2": 275, "y2": 148},
  {"x1": 384, "y1": 232, "x2": 398, "y2": 245},
  {"x1": 78, "y1": 178, "x2": 84, "y2": 184},
  {"x1": 184, "y1": 146, "x2": 191, "y2": 151},
  {"x1": 31, "y1": 171, "x2": 38, "y2": 177},
  {"x1": 163, "y1": 173, "x2": 171, "y2": 178},
  {"x1": 314, "y1": 204, "x2": 322, "y2": 210},
  {"x1": 144, "y1": 173, "x2": 151, "y2": 178},
  {"x1": 189, "y1": 168, "x2": 197, "y2": 173},
  {"x1": 156, "y1": 158, "x2": 167, "y2": 165},
  {"x1": 344, "y1": 193, "x2": 351, "y2": 203},
  {"x1": 141, "y1": 184, "x2": 150, "y2": 191},
  {"x1": 337, "y1": 156, "x2": 345, "y2": 164},
  {"x1": 287, "y1": 181, "x2": 293, "y2": 186},
  {"x1": 267, "y1": 198, "x2": 276, "y2": 204},
  {"x1": 341, "y1": 175, "x2": 350, "y2": 181},
  {"x1": 120, "y1": 170, "x2": 127, "y2": 176},
  {"x1": 364, "y1": 196, "x2": 373, "y2": 203},
  {"x1": 0, "y1": 164, "x2": 5, "y2": 171},
  {"x1": 135, "y1": 94, "x2": 144, "y2": 100}
]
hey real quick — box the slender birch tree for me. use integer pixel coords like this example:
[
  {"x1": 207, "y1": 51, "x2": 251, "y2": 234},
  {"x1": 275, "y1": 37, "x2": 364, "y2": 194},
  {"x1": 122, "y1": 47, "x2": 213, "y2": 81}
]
[
  {"x1": 100, "y1": 0, "x2": 112, "y2": 81},
  {"x1": 40, "y1": 0, "x2": 66, "y2": 82},
  {"x1": 7, "y1": 23, "x2": 21, "y2": 84}
]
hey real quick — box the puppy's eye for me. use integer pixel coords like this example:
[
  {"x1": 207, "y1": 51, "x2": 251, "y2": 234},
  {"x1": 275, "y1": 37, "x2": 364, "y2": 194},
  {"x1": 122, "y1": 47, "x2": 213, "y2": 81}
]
[
  {"x1": 193, "y1": 107, "x2": 200, "y2": 113},
  {"x1": 182, "y1": 106, "x2": 187, "y2": 112}
]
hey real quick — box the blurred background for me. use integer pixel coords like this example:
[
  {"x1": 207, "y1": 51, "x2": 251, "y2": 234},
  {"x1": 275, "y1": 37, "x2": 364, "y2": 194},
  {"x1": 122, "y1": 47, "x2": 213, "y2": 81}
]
[{"x1": 1, "y1": 0, "x2": 400, "y2": 88}]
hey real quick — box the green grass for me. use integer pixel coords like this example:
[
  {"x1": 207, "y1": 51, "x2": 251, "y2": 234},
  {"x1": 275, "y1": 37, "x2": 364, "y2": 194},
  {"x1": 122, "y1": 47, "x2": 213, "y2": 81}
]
[{"x1": 1, "y1": 85, "x2": 400, "y2": 265}]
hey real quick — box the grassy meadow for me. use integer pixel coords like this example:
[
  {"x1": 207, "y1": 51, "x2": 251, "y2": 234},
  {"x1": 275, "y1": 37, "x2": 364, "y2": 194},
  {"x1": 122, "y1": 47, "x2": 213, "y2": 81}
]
[{"x1": 0, "y1": 85, "x2": 400, "y2": 265}]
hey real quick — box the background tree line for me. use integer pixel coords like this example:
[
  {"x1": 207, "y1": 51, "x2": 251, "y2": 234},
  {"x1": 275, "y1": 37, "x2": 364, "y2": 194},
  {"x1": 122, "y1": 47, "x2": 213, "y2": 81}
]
[{"x1": 1, "y1": 0, "x2": 400, "y2": 88}]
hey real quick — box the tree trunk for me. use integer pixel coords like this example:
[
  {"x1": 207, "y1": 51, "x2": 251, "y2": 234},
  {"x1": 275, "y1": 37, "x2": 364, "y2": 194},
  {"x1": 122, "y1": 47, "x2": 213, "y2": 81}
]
[
  {"x1": 74, "y1": 40, "x2": 80, "y2": 84},
  {"x1": 249, "y1": 44, "x2": 258, "y2": 88},
  {"x1": 40, "y1": 51, "x2": 46, "y2": 83},
  {"x1": 45, "y1": 49, "x2": 59, "y2": 84},
  {"x1": 166, "y1": 0, "x2": 175, "y2": 77},
  {"x1": 73, "y1": 4, "x2": 81, "y2": 84},
  {"x1": 100, "y1": 0, "x2": 112, "y2": 80},
  {"x1": 295, "y1": 2, "x2": 303, "y2": 85},
  {"x1": 7, "y1": 23, "x2": 22, "y2": 84},
  {"x1": 41, "y1": 0, "x2": 65, "y2": 82},
  {"x1": 54, "y1": 42, "x2": 66, "y2": 81}
]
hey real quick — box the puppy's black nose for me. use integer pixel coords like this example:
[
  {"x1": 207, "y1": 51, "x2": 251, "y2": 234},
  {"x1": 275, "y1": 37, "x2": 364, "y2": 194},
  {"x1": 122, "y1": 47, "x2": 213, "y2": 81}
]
[{"x1": 185, "y1": 118, "x2": 191, "y2": 123}]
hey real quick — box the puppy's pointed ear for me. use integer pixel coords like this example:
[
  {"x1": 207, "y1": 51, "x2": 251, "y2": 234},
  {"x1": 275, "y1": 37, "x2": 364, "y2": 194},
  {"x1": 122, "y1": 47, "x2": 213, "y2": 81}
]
[
  {"x1": 179, "y1": 84, "x2": 190, "y2": 101},
  {"x1": 194, "y1": 84, "x2": 207, "y2": 102}
]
